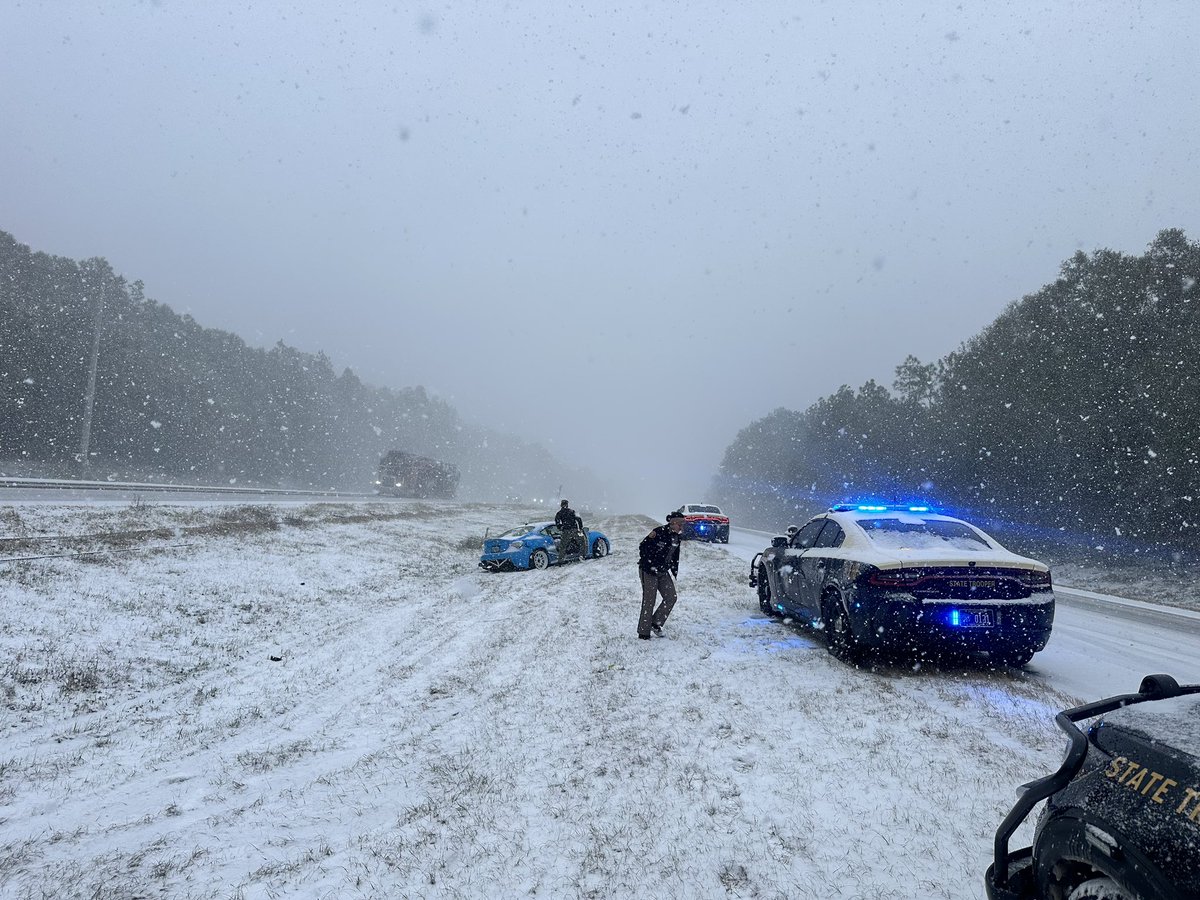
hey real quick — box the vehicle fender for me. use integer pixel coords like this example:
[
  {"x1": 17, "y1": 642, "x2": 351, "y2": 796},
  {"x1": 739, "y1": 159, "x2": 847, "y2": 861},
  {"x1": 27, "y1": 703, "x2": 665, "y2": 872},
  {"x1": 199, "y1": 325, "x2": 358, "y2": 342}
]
[
  {"x1": 761, "y1": 551, "x2": 786, "y2": 597},
  {"x1": 821, "y1": 582, "x2": 874, "y2": 641}
]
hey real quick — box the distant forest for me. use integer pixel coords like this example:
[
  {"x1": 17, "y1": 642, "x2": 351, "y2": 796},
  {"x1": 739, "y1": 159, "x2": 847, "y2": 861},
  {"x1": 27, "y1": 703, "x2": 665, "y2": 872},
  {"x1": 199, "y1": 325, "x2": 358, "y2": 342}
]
[
  {"x1": 0, "y1": 230, "x2": 602, "y2": 502},
  {"x1": 714, "y1": 229, "x2": 1200, "y2": 552}
]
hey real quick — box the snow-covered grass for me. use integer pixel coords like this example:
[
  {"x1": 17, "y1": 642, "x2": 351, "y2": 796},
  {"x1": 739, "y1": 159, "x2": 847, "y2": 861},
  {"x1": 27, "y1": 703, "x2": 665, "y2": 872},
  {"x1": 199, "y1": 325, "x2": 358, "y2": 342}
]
[{"x1": 0, "y1": 501, "x2": 1083, "y2": 898}]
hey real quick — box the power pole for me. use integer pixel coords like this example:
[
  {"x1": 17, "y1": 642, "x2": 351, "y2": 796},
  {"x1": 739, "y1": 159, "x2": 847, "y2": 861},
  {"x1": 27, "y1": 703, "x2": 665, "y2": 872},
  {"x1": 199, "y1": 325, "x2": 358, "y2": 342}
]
[{"x1": 78, "y1": 273, "x2": 103, "y2": 477}]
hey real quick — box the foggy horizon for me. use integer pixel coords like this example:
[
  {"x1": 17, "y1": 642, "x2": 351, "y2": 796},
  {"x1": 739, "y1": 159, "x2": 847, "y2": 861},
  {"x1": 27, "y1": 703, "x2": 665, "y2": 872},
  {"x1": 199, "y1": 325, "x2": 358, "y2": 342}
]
[{"x1": 4, "y1": 3, "x2": 1200, "y2": 515}]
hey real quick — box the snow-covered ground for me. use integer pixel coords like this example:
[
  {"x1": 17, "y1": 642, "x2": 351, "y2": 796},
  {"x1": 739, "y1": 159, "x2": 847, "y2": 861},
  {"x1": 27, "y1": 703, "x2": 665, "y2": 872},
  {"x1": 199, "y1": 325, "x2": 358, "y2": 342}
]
[{"x1": 1, "y1": 500, "x2": 1197, "y2": 899}]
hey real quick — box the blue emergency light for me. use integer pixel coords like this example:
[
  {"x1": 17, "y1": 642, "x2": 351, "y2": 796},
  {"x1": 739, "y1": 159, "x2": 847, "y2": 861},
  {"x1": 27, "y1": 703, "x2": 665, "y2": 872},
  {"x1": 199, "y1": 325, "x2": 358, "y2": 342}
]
[{"x1": 834, "y1": 502, "x2": 935, "y2": 513}]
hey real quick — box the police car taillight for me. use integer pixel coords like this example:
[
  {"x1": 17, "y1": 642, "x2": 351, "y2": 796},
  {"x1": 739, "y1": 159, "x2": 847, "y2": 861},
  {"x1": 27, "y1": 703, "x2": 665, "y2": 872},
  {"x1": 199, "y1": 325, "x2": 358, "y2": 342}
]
[
  {"x1": 1019, "y1": 569, "x2": 1052, "y2": 587},
  {"x1": 868, "y1": 569, "x2": 923, "y2": 587}
]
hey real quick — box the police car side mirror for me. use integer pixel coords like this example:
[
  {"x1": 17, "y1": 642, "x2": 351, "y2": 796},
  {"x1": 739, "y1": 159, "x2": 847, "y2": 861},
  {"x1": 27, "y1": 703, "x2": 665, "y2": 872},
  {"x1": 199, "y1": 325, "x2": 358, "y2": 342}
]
[{"x1": 772, "y1": 536, "x2": 788, "y2": 548}]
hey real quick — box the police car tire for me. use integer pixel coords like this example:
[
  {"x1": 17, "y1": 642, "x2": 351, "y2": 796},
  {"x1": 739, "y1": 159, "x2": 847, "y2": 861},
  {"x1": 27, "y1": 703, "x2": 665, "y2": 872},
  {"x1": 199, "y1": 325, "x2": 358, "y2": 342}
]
[
  {"x1": 592, "y1": 538, "x2": 608, "y2": 558},
  {"x1": 530, "y1": 549, "x2": 550, "y2": 570},
  {"x1": 993, "y1": 646, "x2": 1035, "y2": 668},
  {"x1": 757, "y1": 565, "x2": 780, "y2": 617},
  {"x1": 1065, "y1": 876, "x2": 1130, "y2": 900},
  {"x1": 825, "y1": 596, "x2": 863, "y2": 664}
]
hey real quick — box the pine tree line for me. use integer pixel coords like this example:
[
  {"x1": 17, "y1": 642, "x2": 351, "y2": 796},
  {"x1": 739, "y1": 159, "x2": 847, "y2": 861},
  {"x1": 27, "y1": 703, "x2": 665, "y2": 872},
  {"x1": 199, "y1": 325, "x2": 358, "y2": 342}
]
[
  {"x1": 714, "y1": 229, "x2": 1200, "y2": 551},
  {"x1": 0, "y1": 230, "x2": 601, "y2": 501}
]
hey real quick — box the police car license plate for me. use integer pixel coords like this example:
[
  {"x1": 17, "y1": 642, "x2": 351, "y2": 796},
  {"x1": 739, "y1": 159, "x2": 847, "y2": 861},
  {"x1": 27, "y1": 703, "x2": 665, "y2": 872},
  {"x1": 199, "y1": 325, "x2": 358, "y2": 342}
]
[{"x1": 959, "y1": 610, "x2": 993, "y2": 628}]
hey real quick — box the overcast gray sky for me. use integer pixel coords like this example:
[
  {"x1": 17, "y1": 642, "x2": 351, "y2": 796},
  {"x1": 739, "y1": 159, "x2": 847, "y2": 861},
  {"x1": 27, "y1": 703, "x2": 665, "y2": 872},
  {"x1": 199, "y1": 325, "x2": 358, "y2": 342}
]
[{"x1": 3, "y1": 1, "x2": 1199, "y2": 513}]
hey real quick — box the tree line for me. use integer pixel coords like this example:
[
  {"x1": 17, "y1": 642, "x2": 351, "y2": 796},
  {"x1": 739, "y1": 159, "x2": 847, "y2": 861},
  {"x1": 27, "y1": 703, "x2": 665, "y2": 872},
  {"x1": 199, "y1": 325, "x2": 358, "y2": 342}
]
[
  {"x1": 0, "y1": 230, "x2": 602, "y2": 502},
  {"x1": 713, "y1": 229, "x2": 1200, "y2": 553}
]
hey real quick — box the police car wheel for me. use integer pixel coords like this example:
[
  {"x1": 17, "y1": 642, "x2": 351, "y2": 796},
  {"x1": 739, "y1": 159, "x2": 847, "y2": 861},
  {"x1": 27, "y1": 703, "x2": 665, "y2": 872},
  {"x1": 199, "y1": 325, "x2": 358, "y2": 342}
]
[
  {"x1": 1066, "y1": 876, "x2": 1130, "y2": 900},
  {"x1": 592, "y1": 538, "x2": 608, "y2": 558},
  {"x1": 993, "y1": 646, "x2": 1035, "y2": 668},
  {"x1": 825, "y1": 597, "x2": 863, "y2": 664},
  {"x1": 530, "y1": 549, "x2": 550, "y2": 570}
]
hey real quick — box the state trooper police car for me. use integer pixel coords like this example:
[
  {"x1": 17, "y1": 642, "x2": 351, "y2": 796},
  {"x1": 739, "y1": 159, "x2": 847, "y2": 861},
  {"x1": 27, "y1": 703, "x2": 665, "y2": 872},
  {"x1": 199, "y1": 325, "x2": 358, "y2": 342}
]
[
  {"x1": 749, "y1": 504, "x2": 1055, "y2": 666},
  {"x1": 986, "y1": 673, "x2": 1200, "y2": 900}
]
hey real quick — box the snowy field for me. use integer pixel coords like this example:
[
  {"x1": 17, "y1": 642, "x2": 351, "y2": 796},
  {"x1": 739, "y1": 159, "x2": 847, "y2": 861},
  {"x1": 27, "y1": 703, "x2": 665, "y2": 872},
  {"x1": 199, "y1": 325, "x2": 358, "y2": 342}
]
[{"x1": 0, "y1": 500, "x2": 1187, "y2": 899}]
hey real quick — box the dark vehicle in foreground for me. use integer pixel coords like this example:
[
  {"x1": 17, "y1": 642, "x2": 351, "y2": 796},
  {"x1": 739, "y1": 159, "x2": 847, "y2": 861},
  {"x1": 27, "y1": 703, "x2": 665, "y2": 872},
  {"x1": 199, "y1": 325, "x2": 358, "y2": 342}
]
[
  {"x1": 986, "y1": 673, "x2": 1200, "y2": 900},
  {"x1": 675, "y1": 503, "x2": 730, "y2": 543},
  {"x1": 748, "y1": 504, "x2": 1055, "y2": 665},
  {"x1": 479, "y1": 521, "x2": 610, "y2": 571},
  {"x1": 375, "y1": 450, "x2": 459, "y2": 499}
]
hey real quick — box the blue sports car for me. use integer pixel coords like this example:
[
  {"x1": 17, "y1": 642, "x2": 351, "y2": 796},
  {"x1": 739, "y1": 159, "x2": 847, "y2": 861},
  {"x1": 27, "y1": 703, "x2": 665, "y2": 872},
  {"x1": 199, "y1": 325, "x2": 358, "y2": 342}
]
[{"x1": 478, "y1": 521, "x2": 610, "y2": 571}]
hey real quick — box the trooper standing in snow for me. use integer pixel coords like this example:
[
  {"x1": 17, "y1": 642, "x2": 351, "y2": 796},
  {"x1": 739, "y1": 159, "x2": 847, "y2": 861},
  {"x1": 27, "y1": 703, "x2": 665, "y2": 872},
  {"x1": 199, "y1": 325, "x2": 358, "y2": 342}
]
[{"x1": 637, "y1": 510, "x2": 685, "y2": 640}]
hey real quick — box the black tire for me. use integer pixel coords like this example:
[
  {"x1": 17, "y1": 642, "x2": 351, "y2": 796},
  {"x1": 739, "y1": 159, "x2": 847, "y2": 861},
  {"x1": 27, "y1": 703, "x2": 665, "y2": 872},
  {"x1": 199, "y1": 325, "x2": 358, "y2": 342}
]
[
  {"x1": 592, "y1": 538, "x2": 609, "y2": 558},
  {"x1": 1066, "y1": 876, "x2": 1131, "y2": 900},
  {"x1": 824, "y1": 595, "x2": 863, "y2": 665},
  {"x1": 757, "y1": 564, "x2": 780, "y2": 617},
  {"x1": 529, "y1": 548, "x2": 550, "y2": 570},
  {"x1": 992, "y1": 646, "x2": 1036, "y2": 668}
]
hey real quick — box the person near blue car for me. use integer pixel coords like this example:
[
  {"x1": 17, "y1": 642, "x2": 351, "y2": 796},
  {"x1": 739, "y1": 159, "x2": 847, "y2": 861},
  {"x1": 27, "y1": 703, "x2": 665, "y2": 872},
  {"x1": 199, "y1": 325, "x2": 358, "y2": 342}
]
[{"x1": 555, "y1": 499, "x2": 585, "y2": 561}]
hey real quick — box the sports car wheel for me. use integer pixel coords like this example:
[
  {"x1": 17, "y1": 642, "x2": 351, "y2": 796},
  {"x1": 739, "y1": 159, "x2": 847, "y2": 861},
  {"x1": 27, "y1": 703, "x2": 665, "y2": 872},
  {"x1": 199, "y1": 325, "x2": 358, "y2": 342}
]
[
  {"x1": 1066, "y1": 876, "x2": 1131, "y2": 900},
  {"x1": 757, "y1": 565, "x2": 779, "y2": 617},
  {"x1": 825, "y1": 595, "x2": 863, "y2": 664},
  {"x1": 592, "y1": 538, "x2": 608, "y2": 558},
  {"x1": 529, "y1": 548, "x2": 550, "y2": 570}
]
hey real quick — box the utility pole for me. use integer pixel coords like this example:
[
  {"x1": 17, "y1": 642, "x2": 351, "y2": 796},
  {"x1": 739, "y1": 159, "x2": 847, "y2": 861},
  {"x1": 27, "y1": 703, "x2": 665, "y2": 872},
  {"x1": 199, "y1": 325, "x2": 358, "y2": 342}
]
[{"x1": 78, "y1": 272, "x2": 103, "y2": 477}]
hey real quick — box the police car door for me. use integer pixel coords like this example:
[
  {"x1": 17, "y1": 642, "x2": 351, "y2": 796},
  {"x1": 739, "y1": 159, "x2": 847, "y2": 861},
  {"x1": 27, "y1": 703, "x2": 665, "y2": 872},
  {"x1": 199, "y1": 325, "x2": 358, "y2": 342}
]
[
  {"x1": 798, "y1": 520, "x2": 845, "y2": 618},
  {"x1": 778, "y1": 519, "x2": 826, "y2": 613}
]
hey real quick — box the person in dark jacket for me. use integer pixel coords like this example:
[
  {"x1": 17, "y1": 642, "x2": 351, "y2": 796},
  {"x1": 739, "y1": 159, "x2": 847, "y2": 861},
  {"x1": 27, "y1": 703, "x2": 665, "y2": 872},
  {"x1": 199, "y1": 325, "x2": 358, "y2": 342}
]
[
  {"x1": 637, "y1": 510, "x2": 685, "y2": 639},
  {"x1": 556, "y1": 499, "x2": 583, "y2": 560}
]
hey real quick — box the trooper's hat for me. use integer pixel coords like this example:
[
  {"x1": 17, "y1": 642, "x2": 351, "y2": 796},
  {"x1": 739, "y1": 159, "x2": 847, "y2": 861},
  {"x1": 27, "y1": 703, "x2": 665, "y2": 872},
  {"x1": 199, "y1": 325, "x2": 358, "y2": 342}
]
[
  {"x1": 666, "y1": 510, "x2": 685, "y2": 520},
  {"x1": 561, "y1": 499, "x2": 570, "y2": 507}
]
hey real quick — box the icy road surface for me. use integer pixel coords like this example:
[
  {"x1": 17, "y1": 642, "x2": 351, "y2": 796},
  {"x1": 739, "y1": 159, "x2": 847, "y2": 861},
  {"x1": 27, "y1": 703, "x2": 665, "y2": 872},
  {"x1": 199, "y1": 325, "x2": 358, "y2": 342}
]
[{"x1": 0, "y1": 502, "x2": 1195, "y2": 899}]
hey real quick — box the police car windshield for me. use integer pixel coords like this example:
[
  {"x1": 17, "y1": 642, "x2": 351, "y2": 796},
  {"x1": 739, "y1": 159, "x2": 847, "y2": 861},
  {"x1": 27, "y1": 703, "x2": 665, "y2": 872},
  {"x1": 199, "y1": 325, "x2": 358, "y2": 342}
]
[{"x1": 857, "y1": 518, "x2": 992, "y2": 552}]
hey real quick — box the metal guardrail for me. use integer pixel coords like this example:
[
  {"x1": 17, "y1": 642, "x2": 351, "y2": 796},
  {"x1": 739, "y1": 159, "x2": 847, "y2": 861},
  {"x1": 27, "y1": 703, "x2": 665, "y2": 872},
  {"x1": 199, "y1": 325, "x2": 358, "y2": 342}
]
[{"x1": 0, "y1": 476, "x2": 373, "y2": 498}]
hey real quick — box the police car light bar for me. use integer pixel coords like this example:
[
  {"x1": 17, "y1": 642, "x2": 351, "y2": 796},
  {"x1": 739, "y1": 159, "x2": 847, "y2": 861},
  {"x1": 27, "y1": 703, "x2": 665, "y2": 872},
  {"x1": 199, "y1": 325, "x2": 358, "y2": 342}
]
[{"x1": 830, "y1": 503, "x2": 933, "y2": 513}]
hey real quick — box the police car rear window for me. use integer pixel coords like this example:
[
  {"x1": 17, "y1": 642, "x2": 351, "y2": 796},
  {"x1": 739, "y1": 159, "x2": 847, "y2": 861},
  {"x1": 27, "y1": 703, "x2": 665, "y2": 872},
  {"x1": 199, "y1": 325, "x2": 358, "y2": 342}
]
[
  {"x1": 688, "y1": 505, "x2": 722, "y2": 514},
  {"x1": 857, "y1": 518, "x2": 991, "y2": 551}
]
